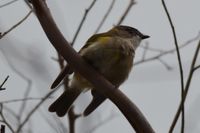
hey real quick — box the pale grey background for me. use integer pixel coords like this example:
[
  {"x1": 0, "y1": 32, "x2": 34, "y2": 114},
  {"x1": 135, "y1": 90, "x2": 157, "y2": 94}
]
[{"x1": 0, "y1": 0, "x2": 200, "y2": 133}]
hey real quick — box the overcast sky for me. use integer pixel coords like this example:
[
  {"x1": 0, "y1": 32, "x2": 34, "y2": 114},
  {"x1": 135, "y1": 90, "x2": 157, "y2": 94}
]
[{"x1": 0, "y1": 0, "x2": 200, "y2": 133}]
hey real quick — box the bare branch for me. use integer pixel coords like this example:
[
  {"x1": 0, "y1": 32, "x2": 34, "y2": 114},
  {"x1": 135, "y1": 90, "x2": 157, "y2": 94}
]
[
  {"x1": 139, "y1": 41, "x2": 173, "y2": 71},
  {"x1": 94, "y1": 0, "x2": 115, "y2": 33},
  {"x1": 87, "y1": 110, "x2": 118, "y2": 133},
  {"x1": 17, "y1": 80, "x2": 32, "y2": 125},
  {"x1": 0, "y1": 124, "x2": 5, "y2": 133},
  {"x1": 180, "y1": 31, "x2": 200, "y2": 48},
  {"x1": 0, "y1": 76, "x2": 9, "y2": 91},
  {"x1": 0, "y1": 9, "x2": 33, "y2": 39},
  {"x1": 0, "y1": 0, "x2": 19, "y2": 8},
  {"x1": 0, "y1": 104, "x2": 15, "y2": 133},
  {"x1": 135, "y1": 32, "x2": 200, "y2": 66},
  {"x1": 116, "y1": 0, "x2": 136, "y2": 25},
  {"x1": 24, "y1": 0, "x2": 33, "y2": 9},
  {"x1": 71, "y1": 0, "x2": 97, "y2": 46},
  {"x1": 158, "y1": 58, "x2": 172, "y2": 70},
  {"x1": 30, "y1": 1, "x2": 155, "y2": 132},
  {"x1": 139, "y1": 44, "x2": 164, "y2": 53},
  {"x1": 39, "y1": 110, "x2": 68, "y2": 133},
  {"x1": 193, "y1": 65, "x2": 200, "y2": 72},
  {"x1": 161, "y1": 1, "x2": 185, "y2": 132},
  {"x1": 15, "y1": 90, "x2": 57, "y2": 133},
  {"x1": 169, "y1": 40, "x2": 200, "y2": 133},
  {"x1": 1, "y1": 97, "x2": 52, "y2": 104},
  {"x1": 141, "y1": 42, "x2": 149, "y2": 60},
  {"x1": 68, "y1": 106, "x2": 81, "y2": 133},
  {"x1": 1, "y1": 106, "x2": 18, "y2": 121}
]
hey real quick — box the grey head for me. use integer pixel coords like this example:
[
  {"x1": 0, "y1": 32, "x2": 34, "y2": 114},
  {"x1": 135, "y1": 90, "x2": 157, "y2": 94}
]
[{"x1": 113, "y1": 25, "x2": 150, "y2": 39}]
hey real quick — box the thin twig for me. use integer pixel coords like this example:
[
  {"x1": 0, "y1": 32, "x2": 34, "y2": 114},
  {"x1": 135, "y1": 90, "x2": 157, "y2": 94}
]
[
  {"x1": 140, "y1": 41, "x2": 173, "y2": 71},
  {"x1": 1, "y1": 97, "x2": 52, "y2": 104},
  {"x1": 1, "y1": 52, "x2": 29, "y2": 82},
  {"x1": 15, "y1": 90, "x2": 57, "y2": 133},
  {"x1": 169, "y1": 41, "x2": 200, "y2": 133},
  {"x1": 87, "y1": 110, "x2": 118, "y2": 133},
  {"x1": 135, "y1": 46, "x2": 183, "y2": 66},
  {"x1": 71, "y1": 0, "x2": 97, "y2": 46},
  {"x1": 24, "y1": 0, "x2": 33, "y2": 9},
  {"x1": 0, "y1": 124, "x2": 5, "y2": 133},
  {"x1": 68, "y1": 106, "x2": 81, "y2": 133},
  {"x1": 116, "y1": 0, "x2": 136, "y2": 25},
  {"x1": 18, "y1": 80, "x2": 32, "y2": 125},
  {"x1": 135, "y1": 32, "x2": 200, "y2": 66},
  {"x1": 1, "y1": 106, "x2": 18, "y2": 121},
  {"x1": 141, "y1": 42, "x2": 149, "y2": 60},
  {"x1": 142, "y1": 32, "x2": 200, "y2": 53},
  {"x1": 39, "y1": 110, "x2": 67, "y2": 133},
  {"x1": 0, "y1": 104, "x2": 15, "y2": 133},
  {"x1": 0, "y1": 0, "x2": 19, "y2": 8},
  {"x1": 158, "y1": 58, "x2": 172, "y2": 70},
  {"x1": 139, "y1": 45, "x2": 164, "y2": 53},
  {"x1": 0, "y1": 76, "x2": 9, "y2": 91},
  {"x1": 193, "y1": 65, "x2": 200, "y2": 72},
  {"x1": 94, "y1": 0, "x2": 115, "y2": 33},
  {"x1": 0, "y1": 9, "x2": 33, "y2": 39},
  {"x1": 161, "y1": 1, "x2": 185, "y2": 132}
]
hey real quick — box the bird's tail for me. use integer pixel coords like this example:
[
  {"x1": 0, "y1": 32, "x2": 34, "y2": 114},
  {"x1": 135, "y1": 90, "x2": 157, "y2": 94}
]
[
  {"x1": 49, "y1": 88, "x2": 81, "y2": 117},
  {"x1": 83, "y1": 90, "x2": 106, "y2": 116}
]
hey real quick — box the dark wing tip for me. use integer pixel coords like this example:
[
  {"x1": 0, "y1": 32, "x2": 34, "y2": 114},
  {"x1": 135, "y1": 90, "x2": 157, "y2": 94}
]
[{"x1": 51, "y1": 81, "x2": 58, "y2": 89}]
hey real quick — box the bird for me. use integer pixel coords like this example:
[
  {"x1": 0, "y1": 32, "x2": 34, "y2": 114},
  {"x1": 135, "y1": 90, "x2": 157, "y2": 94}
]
[{"x1": 49, "y1": 25, "x2": 149, "y2": 117}]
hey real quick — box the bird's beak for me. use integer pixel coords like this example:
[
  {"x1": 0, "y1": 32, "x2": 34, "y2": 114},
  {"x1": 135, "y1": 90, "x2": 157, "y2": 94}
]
[{"x1": 141, "y1": 35, "x2": 150, "y2": 39}]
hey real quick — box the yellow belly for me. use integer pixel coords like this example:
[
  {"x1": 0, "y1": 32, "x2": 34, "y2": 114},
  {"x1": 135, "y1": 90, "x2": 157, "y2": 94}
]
[{"x1": 72, "y1": 48, "x2": 133, "y2": 89}]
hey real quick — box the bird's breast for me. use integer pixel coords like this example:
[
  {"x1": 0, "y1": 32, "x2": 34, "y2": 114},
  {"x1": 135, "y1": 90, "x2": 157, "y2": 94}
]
[
  {"x1": 97, "y1": 48, "x2": 134, "y2": 86},
  {"x1": 72, "y1": 37, "x2": 135, "y2": 89}
]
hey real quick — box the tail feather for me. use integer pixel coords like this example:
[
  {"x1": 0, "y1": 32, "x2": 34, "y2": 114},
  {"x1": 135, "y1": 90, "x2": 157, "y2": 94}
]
[
  {"x1": 49, "y1": 89, "x2": 81, "y2": 117},
  {"x1": 83, "y1": 90, "x2": 106, "y2": 116},
  {"x1": 51, "y1": 65, "x2": 73, "y2": 89}
]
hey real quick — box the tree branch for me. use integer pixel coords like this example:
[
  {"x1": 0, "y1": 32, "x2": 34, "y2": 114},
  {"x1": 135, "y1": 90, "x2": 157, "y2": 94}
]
[
  {"x1": 169, "y1": 40, "x2": 200, "y2": 133},
  {"x1": 0, "y1": 0, "x2": 19, "y2": 8},
  {"x1": 116, "y1": 0, "x2": 136, "y2": 25},
  {"x1": 193, "y1": 65, "x2": 200, "y2": 72},
  {"x1": 0, "y1": 104, "x2": 15, "y2": 133},
  {"x1": 157, "y1": 58, "x2": 172, "y2": 70},
  {"x1": 94, "y1": 0, "x2": 115, "y2": 33},
  {"x1": 0, "y1": 9, "x2": 33, "y2": 39},
  {"x1": 161, "y1": 1, "x2": 185, "y2": 131},
  {"x1": 135, "y1": 32, "x2": 200, "y2": 66},
  {"x1": 0, "y1": 124, "x2": 5, "y2": 133},
  {"x1": 17, "y1": 80, "x2": 32, "y2": 125},
  {"x1": 71, "y1": 0, "x2": 97, "y2": 46},
  {"x1": 0, "y1": 76, "x2": 9, "y2": 91},
  {"x1": 0, "y1": 97, "x2": 52, "y2": 104},
  {"x1": 30, "y1": 0, "x2": 155, "y2": 132},
  {"x1": 68, "y1": 106, "x2": 81, "y2": 133},
  {"x1": 87, "y1": 109, "x2": 118, "y2": 133},
  {"x1": 24, "y1": 0, "x2": 33, "y2": 9},
  {"x1": 15, "y1": 90, "x2": 56, "y2": 133}
]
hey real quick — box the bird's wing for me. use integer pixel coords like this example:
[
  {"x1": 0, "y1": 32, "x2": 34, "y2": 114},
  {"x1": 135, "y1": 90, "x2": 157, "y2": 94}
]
[
  {"x1": 78, "y1": 32, "x2": 109, "y2": 54},
  {"x1": 51, "y1": 65, "x2": 73, "y2": 89},
  {"x1": 83, "y1": 89, "x2": 106, "y2": 116}
]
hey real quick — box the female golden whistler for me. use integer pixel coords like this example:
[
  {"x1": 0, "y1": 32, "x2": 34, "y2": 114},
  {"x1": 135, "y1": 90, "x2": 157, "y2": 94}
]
[{"x1": 49, "y1": 25, "x2": 149, "y2": 117}]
